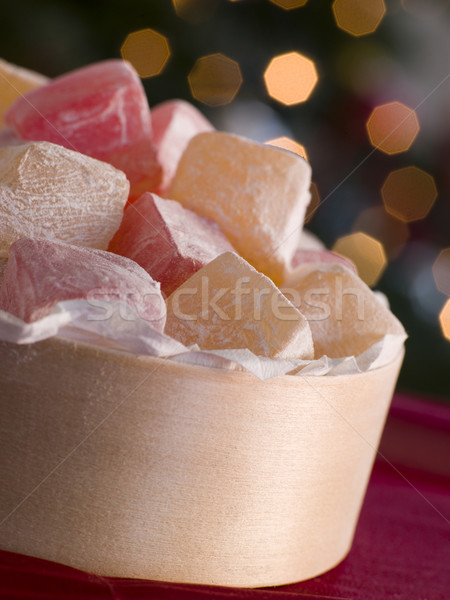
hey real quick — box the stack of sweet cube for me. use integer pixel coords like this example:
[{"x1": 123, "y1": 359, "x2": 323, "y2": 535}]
[{"x1": 0, "y1": 58, "x2": 403, "y2": 365}]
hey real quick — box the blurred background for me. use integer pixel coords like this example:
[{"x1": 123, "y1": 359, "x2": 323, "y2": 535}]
[{"x1": 0, "y1": 0, "x2": 449, "y2": 398}]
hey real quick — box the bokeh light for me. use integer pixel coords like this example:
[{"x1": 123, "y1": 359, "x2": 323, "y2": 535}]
[
  {"x1": 439, "y1": 300, "x2": 450, "y2": 341},
  {"x1": 353, "y1": 206, "x2": 409, "y2": 258},
  {"x1": 172, "y1": 0, "x2": 220, "y2": 23},
  {"x1": 432, "y1": 248, "x2": 450, "y2": 297},
  {"x1": 264, "y1": 52, "x2": 318, "y2": 105},
  {"x1": 269, "y1": 0, "x2": 309, "y2": 9},
  {"x1": 366, "y1": 101, "x2": 420, "y2": 155},
  {"x1": 121, "y1": 29, "x2": 170, "y2": 78},
  {"x1": 0, "y1": 0, "x2": 448, "y2": 400},
  {"x1": 382, "y1": 167, "x2": 438, "y2": 223},
  {"x1": 188, "y1": 53, "x2": 242, "y2": 106},
  {"x1": 333, "y1": 0, "x2": 386, "y2": 37},
  {"x1": 265, "y1": 136, "x2": 308, "y2": 160},
  {"x1": 332, "y1": 232, "x2": 387, "y2": 287}
]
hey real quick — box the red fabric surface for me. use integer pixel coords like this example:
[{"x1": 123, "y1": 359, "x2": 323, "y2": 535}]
[{"x1": 1, "y1": 392, "x2": 449, "y2": 600}]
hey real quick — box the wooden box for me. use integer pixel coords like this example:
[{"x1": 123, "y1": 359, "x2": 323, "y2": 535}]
[{"x1": 0, "y1": 336, "x2": 403, "y2": 587}]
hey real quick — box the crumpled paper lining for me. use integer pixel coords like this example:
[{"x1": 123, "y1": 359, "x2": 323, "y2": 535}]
[{"x1": 0, "y1": 298, "x2": 407, "y2": 380}]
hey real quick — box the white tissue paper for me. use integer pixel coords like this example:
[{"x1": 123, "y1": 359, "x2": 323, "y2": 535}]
[{"x1": 0, "y1": 296, "x2": 407, "y2": 380}]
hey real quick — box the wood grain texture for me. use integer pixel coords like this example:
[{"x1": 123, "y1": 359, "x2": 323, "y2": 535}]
[{"x1": 0, "y1": 336, "x2": 403, "y2": 587}]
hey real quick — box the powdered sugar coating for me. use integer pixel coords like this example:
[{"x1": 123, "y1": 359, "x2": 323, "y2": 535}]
[
  {"x1": 152, "y1": 99, "x2": 214, "y2": 194},
  {"x1": 169, "y1": 132, "x2": 311, "y2": 285},
  {"x1": 5, "y1": 60, "x2": 161, "y2": 195},
  {"x1": 109, "y1": 192, "x2": 235, "y2": 297},
  {"x1": 290, "y1": 249, "x2": 356, "y2": 273},
  {"x1": 166, "y1": 251, "x2": 314, "y2": 360},
  {"x1": 283, "y1": 263, "x2": 404, "y2": 359},
  {"x1": 0, "y1": 237, "x2": 166, "y2": 327},
  {"x1": 0, "y1": 141, "x2": 129, "y2": 252}
]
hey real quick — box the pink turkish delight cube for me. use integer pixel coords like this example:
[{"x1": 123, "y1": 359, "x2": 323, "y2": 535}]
[
  {"x1": 0, "y1": 238, "x2": 166, "y2": 328},
  {"x1": 108, "y1": 192, "x2": 235, "y2": 297},
  {"x1": 152, "y1": 99, "x2": 214, "y2": 195},
  {"x1": 5, "y1": 60, "x2": 161, "y2": 196}
]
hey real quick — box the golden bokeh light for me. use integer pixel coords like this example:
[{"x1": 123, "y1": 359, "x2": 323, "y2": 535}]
[
  {"x1": 265, "y1": 136, "x2": 308, "y2": 160},
  {"x1": 188, "y1": 53, "x2": 242, "y2": 107},
  {"x1": 353, "y1": 206, "x2": 409, "y2": 258},
  {"x1": 305, "y1": 182, "x2": 321, "y2": 223},
  {"x1": 269, "y1": 0, "x2": 309, "y2": 9},
  {"x1": 332, "y1": 232, "x2": 387, "y2": 287},
  {"x1": 382, "y1": 167, "x2": 437, "y2": 223},
  {"x1": 439, "y1": 300, "x2": 450, "y2": 341},
  {"x1": 172, "y1": 0, "x2": 220, "y2": 23},
  {"x1": 366, "y1": 101, "x2": 419, "y2": 155},
  {"x1": 264, "y1": 52, "x2": 318, "y2": 106},
  {"x1": 432, "y1": 248, "x2": 450, "y2": 297},
  {"x1": 121, "y1": 29, "x2": 171, "y2": 79},
  {"x1": 333, "y1": 0, "x2": 386, "y2": 37}
]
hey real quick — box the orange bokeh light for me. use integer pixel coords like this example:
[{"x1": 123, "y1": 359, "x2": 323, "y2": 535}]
[
  {"x1": 264, "y1": 52, "x2": 318, "y2": 106},
  {"x1": 333, "y1": 0, "x2": 386, "y2": 37},
  {"x1": 269, "y1": 0, "x2": 309, "y2": 9},
  {"x1": 265, "y1": 136, "x2": 308, "y2": 160},
  {"x1": 439, "y1": 300, "x2": 450, "y2": 341},
  {"x1": 172, "y1": 0, "x2": 219, "y2": 23},
  {"x1": 367, "y1": 101, "x2": 419, "y2": 155},
  {"x1": 188, "y1": 53, "x2": 242, "y2": 107},
  {"x1": 432, "y1": 248, "x2": 450, "y2": 297},
  {"x1": 333, "y1": 232, "x2": 387, "y2": 287},
  {"x1": 353, "y1": 206, "x2": 409, "y2": 259},
  {"x1": 382, "y1": 167, "x2": 437, "y2": 223},
  {"x1": 121, "y1": 29, "x2": 170, "y2": 78}
]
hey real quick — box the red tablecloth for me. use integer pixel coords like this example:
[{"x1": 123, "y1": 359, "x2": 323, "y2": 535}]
[{"x1": 1, "y1": 392, "x2": 449, "y2": 599}]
